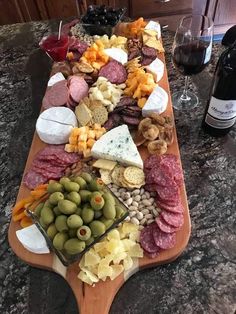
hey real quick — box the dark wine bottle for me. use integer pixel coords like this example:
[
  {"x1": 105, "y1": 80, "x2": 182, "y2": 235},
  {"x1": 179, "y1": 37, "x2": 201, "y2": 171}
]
[{"x1": 202, "y1": 41, "x2": 236, "y2": 136}]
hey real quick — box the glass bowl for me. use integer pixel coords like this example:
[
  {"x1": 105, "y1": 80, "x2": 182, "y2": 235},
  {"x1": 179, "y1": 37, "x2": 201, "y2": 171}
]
[{"x1": 26, "y1": 172, "x2": 129, "y2": 266}]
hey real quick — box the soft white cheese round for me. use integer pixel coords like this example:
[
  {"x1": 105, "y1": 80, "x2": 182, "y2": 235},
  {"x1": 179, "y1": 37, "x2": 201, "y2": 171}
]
[
  {"x1": 104, "y1": 48, "x2": 128, "y2": 65},
  {"x1": 142, "y1": 86, "x2": 168, "y2": 117},
  {"x1": 36, "y1": 107, "x2": 78, "y2": 144},
  {"x1": 145, "y1": 58, "x2": 164, "y2": 83}
]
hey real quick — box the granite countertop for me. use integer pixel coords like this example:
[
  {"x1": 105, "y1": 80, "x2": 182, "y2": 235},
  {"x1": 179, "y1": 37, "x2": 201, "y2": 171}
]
[{"x1": 0, "y1": 20, "x2": 235, "y2": 314}]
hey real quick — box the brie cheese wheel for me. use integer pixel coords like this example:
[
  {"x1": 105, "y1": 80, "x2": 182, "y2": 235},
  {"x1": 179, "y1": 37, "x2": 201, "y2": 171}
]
[
  {"x1": 145, "y1": 21, "x2": 161, "y2": 39},
  {"x1": 145, "y1": 58, "x2": 164, "y2": 83},
  {"x1": 91, "y1": 125, "x2": 143, "y2": 169},
  {"x1": 104, "y1": 48, "x2": 128, "y2": 65},
  {"x1": 16, "y1": 224, "x2": 50, "y2": 254},
  {"x1": 47, "y1": 72, "x2": 65, "y2": 87},
  {"x1": 142, "y1": 86, "x2": 168, "y2": 117},
  {"x1": 36, "y1": 107, "x2": 78, "y2": 144}
]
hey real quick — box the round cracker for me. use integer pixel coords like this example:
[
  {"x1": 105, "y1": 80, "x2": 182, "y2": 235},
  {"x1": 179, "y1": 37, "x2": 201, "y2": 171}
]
[
  {"x1": 124, "y1": 167, "x2": 145, "y2": 185},
  {"x1": 111, "y1": 166, "x2": 125, "y2": 186},
  {"x1": 99, "y1": 169, "x2": 112, "y2": 185}
]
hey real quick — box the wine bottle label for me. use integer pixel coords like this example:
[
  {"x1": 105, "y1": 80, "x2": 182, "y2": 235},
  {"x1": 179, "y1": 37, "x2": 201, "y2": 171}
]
[{"x1": 205, "y1": 96, "x2": 236, "y2": 129}]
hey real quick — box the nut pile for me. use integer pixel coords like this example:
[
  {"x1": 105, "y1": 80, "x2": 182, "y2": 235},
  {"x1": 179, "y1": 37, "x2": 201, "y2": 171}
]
[{"x1": 108, "y1": 184, "x2": 161, "y2": 229}]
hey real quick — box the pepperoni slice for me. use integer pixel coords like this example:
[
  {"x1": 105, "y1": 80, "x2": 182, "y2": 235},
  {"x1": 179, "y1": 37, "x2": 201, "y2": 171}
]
[
  {"x1": 156, "y1": 185, "x2": 180, "y2": 203},
  {"x1": 155, "y1": 217, "x2": 179, "y2": 233},
  {"x1": 161, "y1": 210, "x2": 184, "y2": 228},
  {"x1": 153, "y1": 227, "x2": 176, "y2": 250},
  {"x1": 157, "y1": 200, "x2": 184, "y2": 214},
  {"x1": 140, "y1": 223, "x2": 159, "y2": 253}
]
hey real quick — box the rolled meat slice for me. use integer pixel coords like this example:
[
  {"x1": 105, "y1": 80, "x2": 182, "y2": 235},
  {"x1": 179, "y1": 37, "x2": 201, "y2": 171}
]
[
  {"x1": 99, "y1": 60, "x2": 127, "y2": 84},
  {"x1": 68, "y1": 76, "x2": 89, "y2": 103}
]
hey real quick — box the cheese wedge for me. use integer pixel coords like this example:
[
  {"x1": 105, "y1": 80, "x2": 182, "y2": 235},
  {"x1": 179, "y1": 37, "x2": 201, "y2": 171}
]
[
  {"x1": 91, "y1": 125, "x2": 143, "y2": 169},
  {"x1": 47, "y1": 72, "x2": 65, "y2": 87},
  {"x1": 145, "y1": 20, "x2": 161, "y2": 39},
  {"x1": 36, "y1": 107, "x2": 78, "y2": 144},
  {"x1": 142, "y1": 86, "x2": 168, "y2": 117},
  {"x1": 145, "y1": 58, "x2": 164, "y2": 82},
  {"x1": 104, "y1": 48, "x2": 128, "y2": 65}
]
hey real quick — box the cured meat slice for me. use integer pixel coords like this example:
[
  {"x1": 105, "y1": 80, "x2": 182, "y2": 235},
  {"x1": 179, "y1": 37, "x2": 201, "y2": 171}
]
[
  {"x1": 156, "y1": 200, "x2": 184, "y2": 214},
  {"x1": 141, "y1": 57, "x2": 155, "y2": 66},
  {"x1": 122, "y1": 116, "x2": 140, "y2": 125},
  {"x1": 144, "y1": 248, "x2": 161, "y2": 259},
  {"x1": 23, "y1": 170, "x2": 47, "y2": 190},
  {"x1": 146, "y1": 167, "x2": 177, "y2": 188},
  {"x1": 32, "y1": 166, "x2": 63, "y2": 180},
  {"x1": 155, "y1": 216, "x2": 179, "y2": 233},
  {"x1": 42, "y1": 80, "x2": 68, "y2": 109},
  {"x1": 161, "y1": 211, "x2": 184, "y2": 228},
  {"x1": 153, "y1": 227, "x2": 176, "y2": 249},
  {"x1": 142, "y1": 46, "x2": 157, "y2": 58},
  {"x1": 68, "y1": 76, "x2": 89, "y2": 103},
  {"x1": 37, "y1": 145, "x2": 79, "y2": 164},
  {"x1": 99, "y1": 60, "x2": 127, "y2": 84},
  {"x1": 116, "y1": 96, "x2": 136, "y2": 108},
  {"x1": 140, "y1": 223, "x2": 159, "y2": 253},
  {"x1": 156, "y1": 185, "x2": 180, "y2": 203}
]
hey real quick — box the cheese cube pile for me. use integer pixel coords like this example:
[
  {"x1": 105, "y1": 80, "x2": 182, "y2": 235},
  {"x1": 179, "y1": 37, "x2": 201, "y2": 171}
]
[
  {"x1": 77, "y1": 223, "x2": 143, "y2": 285},
  {"x1": 65, "y1": 124, "x2": 106, "y2": 158}
]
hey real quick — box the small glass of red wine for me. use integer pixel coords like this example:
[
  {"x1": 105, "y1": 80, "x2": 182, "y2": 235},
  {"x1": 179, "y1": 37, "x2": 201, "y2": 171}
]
[{"x1": 172, "y1": 15, "x2": 213, "y2": 110}]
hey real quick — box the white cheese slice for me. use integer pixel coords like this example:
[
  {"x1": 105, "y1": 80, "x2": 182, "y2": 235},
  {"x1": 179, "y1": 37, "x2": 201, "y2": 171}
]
[
  {"x1": 47, "y1": 72, "x2": 65, "y2": 87},
  {"x1": 36, "y1": 107, "x2": 78, "y2": 144},
  {"x1": 91, "y1": 125, "x2": 143, "y2": 169},
  {"x1": 104, "y1": 48, "x2": 128, "y2": 65},
  {"x1": 145, "y1": 21, "x2": 161, "y2": 39},
  {"x1": 145, "y1": 58, "x2": 164, "y2": 82},
  {"x1": 142, "y1": 86, "x2": 168, "y2": 117},
  {"x1": 16, "y1": 224, "x2": 50, "y2": 254}
]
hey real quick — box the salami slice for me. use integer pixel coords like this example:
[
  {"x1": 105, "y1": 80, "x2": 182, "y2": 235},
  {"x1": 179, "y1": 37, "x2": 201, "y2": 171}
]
[
  {"x1": 23, "y1": 170, "x2": 47, "y2": 190},
  {"x1": 140, "y1": 223, "x2": 159, "y2": 253},
  {"x1": 153, "y1": 227, "x2": 176, "y2": 250},
  {"x1": 99, "y1": 60, "x2": 127, "y2": 84},
  {"x1": 144, "y1": 155, "x2": 160, "y2": 170},
  {"x1": 142, "y1": 46, "x2": 157, "y2": 58},
  {"x1": 157, "y1": 200, "x2": 184, "y2": 214},
  {"x1": 156, "y1": 185, "x2": 180, "y2": 203},
  {"x1": 42, "y1": 80, "x2": 68, "y2": 109},
  {"x1": 161, "y1": 210, "x2": 184, "y2": 228},
  {"x1": 155, "y1": 217, "x2": 179, "y2": 233},
  {"x1": 68, "y1": 76, "x2": 89, "y2": 103},
  {"x1": 141, "y1": 57, "x2": 155, "y2": 66},
  {"x1": 32, "y1": 166, "x2": 63, "y2": 180},
  {"x1": 144, "y1": 248, "x2": 161, "y2": 259},
  {"x1": 144, "y1": 184, "x2": 156, "y2": 192}
]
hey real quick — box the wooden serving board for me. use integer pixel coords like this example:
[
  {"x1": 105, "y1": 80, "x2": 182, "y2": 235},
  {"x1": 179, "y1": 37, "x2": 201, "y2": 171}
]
[{"x1": 8, "y1": 24, "x2": 191, "y2": 314}]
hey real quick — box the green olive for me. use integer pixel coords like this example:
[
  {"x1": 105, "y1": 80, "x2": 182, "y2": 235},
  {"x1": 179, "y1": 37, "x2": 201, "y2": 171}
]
[
  {"x1": 67, "y1": 191, "x2": 81, "y2": 206},
  {"x1": 46, "y1": 223, "x2": 58, "y2": 240},
  {"x1": 49, "y1": 192, "x2": 64, "y2": 205},
  {"x1": 40, "y1": 207, "x2": 54, "y2": 225},
  {"x1": 64, "y1": 238, "x2": 86, "y2": 255},
  {"x1": 53, "y1": 206, "x2": 61, "y2": 216},
  {"x1": 59, "y1": 177, "x2": 71, "y2": 186},
  {"x1": 89, "y1": 220, "x2": 106, "y2": 237},
  {"x1": 88, "y1": 178, "x2": 104, "y2": 191},
  {"x1": 102, "y1": 192, "x2": 115, "y2": 205},
  {"x1": 34, "y1": 202, "x2": 44, "y2": 217},
  {"x1": 58, "y1": 200, "x2": 77, "y2": 215},
  {"x1": 68, "y1": 228, "x2": 78, "y2": 238},
  {"x1": 79, "y1": 190, "x2": 92, "y2": 202},
  {"x1": 102, "y1": 200, "x2": 116, "y2": 220},
  {"x1": 43, "y1": 200, "x2": 54, "y2": 209},
  {"x1": 81, "y1": 207, "x2": 94, "y2": 224},
  {"x1": 75, "y1": 207, "x2": 82, "y2": 216},
  {"x1": 64, "y1": 181, "x2": 80, "y2": 193},
  {"x1": 85, "y1": 237, "x2": 95, "y2": 246},
  {"x1": 53, "y1": 232, "x2": 68, "y2": 251},
  {"x1": 115, "y1": 205, "x2": 126, "y2": 219},
  {"x1": 55, "y1": 215, "x2": 68, "y2": 232},
  {"x1": 100, "y1": 218, "x2": 114, "y2": 230},
  {"x1": 90, "y1": 194, "x2": 105, "y2": 211},
  {"x1": 47, "y1": 182, "x2": 63, "y2": 193},
  {"x1": 39, "y1": 217, "x2": 48, "y2": 229},
  {"x1": 94, "y1": 210, "x2": 102, "y2": 219},
  {"x1": 73, "y1": 176, "x2": 87, "y2": 189},
  {"x1": 67, "y1": 214, "x2": 83, "y2": 229},
  {"x1": 80, "y1": 172, "x2": 92, "y2": 183},
  {"x1": 77, "y1": 226, "x2": 92, "y2": 241}
]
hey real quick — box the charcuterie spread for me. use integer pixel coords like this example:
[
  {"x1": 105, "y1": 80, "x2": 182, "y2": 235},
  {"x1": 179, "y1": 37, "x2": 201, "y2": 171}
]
[{"x1": 10, "y1": 12, "x2": 190, "y2": 291}]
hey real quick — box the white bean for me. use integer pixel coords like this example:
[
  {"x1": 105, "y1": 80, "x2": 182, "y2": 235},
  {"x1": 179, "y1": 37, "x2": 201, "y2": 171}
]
[
  {"x1": 145, "y1": 191, "x2": 150, "y2": 198},
  {"x1": 136, "y1": 212, "x2": 144, "y2": 220},
  {"x1": 141, "y1": 209, "x2": 149, "y2": 215},
  {"x1": 145, "y1": 213, "x2": 154, "y2": 219},
  {"x1": 147, "y1": 219, "x2": 154, "y2": 224},
  {"x1": 133, "y1": 195, "x2": 141, "y2": 202},
  {"x1": 140, "y1": 218, "x2": 147, "y2": 225},
  {"x1": 119, "y1": 188, "x2": 126, "y2": 193},
  {"x1": 149, "y1": 197, "x2": 155, "y2": 205},
  {"x1": 139, "y1": 225, "x2": 144, "y2": 230},
  {"x1": 141, "y1": 194, "x2": 147, "y2": 200},
  {"x1": 131, "y1": 217, "x2": 139, "y2": 225},
  {"x1": 142, "y1": 199, "x2": 152, "y2": 206},
  {"x1": 152, "y1": 208, "x2": 158, "y2": 216},
  {"x1": 132, "y1": 189, "x2": 140, "y2": 196},
  {"x1": 125, "y1": 198, "x2": 133, "y2": 206},
  {"x1": 124, "y1": 192, "x2": 131, "y2": 199},
  {"x1": 129, "y1": 205, "x2": 138, "y2": 211},
  {"x1": 132, "y1": 201, "x2": 139, "y2": 207},
  {"x1": 140, "y1": 188, "x2": 145, "y2": 195},
  {"x1": 125, "y1": 216, "x2": 131, "y2": 222},
  {"x1": 129, "y1": 210, "x2": 137, "y2": 217},
  {"x1": 147, "y1": 205, "x2": 155, "y2": 211}
]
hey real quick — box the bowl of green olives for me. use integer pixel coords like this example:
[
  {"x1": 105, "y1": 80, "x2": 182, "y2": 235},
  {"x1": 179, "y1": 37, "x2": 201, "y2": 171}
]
[
  {"x1": 80, "y1": 5, "x2": 126, "y2": 36},
  {"x1": 27, "y1": 171, "x2": 129, "y2": 266}
]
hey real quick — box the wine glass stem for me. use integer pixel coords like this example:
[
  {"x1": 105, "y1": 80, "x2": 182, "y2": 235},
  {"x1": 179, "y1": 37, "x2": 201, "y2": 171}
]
[{"x1": 180, "y1": 76, "x2": 191, "y2": 102}]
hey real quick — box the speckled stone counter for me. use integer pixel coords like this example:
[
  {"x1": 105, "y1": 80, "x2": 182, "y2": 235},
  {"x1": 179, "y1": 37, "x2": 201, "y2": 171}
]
[{"x1": 0, "y1": 20, "x2": 235, "y2": 314}]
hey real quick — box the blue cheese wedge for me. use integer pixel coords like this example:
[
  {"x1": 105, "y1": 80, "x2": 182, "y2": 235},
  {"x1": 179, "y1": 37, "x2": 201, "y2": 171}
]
[
  {"x1": 145, "y1": 20, "x2": 161, "y2": 39},
  {"x1": 91, "y1": 125, "x2": 143, "y2": 169},
  {"x1": 36, "y1": 107, "x2": 77, "y2": 144},
  {"x1": 142, "y1": 86, "x2": 168, "y2": 117},
  {"x1": 104, "y1": 48, "x2": 128, "y2": 65},
  {"x1": 47, "y1": 72, "x2": 65, "y2": 87},
  {"x1": 145, "y1": 58, "x2": 164, "y2": 82}
]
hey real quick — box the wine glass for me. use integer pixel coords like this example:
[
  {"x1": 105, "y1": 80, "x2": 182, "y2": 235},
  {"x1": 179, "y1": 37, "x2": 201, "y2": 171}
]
[{"x1": 172, "y1": 15, "x2": 213, "y2": 110}]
